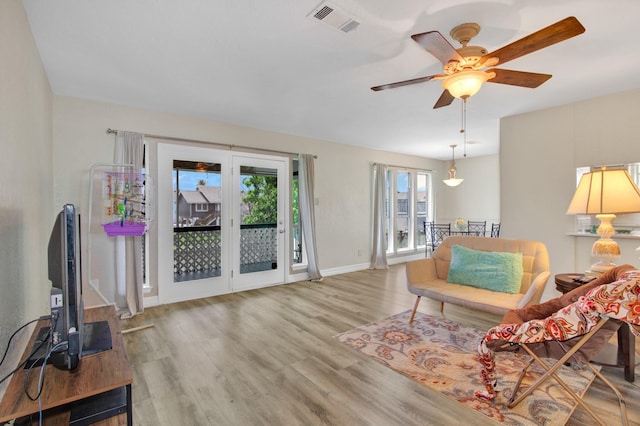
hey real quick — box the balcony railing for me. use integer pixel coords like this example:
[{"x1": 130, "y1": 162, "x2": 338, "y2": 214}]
[{"x1": 173, "y1": 224, "x2": 277, "y2": 282}]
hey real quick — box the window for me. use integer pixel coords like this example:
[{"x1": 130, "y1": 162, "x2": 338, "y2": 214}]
[
  {"x1": 195, "y1": 203, "x2": 208, "y2": 212},
  {"x1": 384, "y1": 167, "x2": 433, "y2": 254}
]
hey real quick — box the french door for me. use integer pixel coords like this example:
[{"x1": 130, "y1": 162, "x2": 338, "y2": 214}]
[
  {"x1": 231, "y1": 155, "x2": 286, "y2": 291},
  {"x1": 156, "y1": 143, "x2": 287, "y2": 304}
]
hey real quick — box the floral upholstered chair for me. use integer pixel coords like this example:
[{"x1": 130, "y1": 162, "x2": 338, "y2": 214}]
[{"x1": 476, "y1": 269, "x2": 640, "y2": 425}]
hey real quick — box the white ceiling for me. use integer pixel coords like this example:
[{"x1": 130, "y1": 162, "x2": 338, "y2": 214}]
[{"x1": 21, "y1": 0, "x2": 640, "y2": 160}]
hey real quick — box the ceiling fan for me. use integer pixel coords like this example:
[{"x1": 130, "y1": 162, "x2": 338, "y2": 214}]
[{"x1": 371, "y1": 17, "x2": 585, "y2": 108}]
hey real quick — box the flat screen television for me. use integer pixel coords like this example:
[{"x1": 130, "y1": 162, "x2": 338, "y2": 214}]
[
  {"x1": 26, "y1": 204, "x2": 112, "y2": 371},
  {"x1": 47, "y1": 203, "x2": 84, "y2": 370}
]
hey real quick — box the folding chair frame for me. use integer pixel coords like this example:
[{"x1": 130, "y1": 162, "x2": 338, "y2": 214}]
[{"x1": 506, "y1": 316, "x2": 628, "y2": 426}]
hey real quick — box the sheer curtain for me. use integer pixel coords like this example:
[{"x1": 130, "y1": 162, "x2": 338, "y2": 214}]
[
  {"x1": 298, "y1": 154, "x2": 323, "y2": 281},
  {"x1": 114, "y1": 131, "x2": 144, "y2": 318},
  {"x1": 370, "y1": 163, "x2": 388, "y2": 269}
]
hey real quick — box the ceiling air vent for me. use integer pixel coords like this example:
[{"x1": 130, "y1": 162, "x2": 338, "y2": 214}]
[{"x1": 309, "y1": 2, "x2": 360, "y2": 33}]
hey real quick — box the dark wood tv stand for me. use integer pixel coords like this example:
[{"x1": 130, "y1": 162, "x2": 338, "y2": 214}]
[{"x1": 0, "y1": 305, "x2": 133, "y2": 425}]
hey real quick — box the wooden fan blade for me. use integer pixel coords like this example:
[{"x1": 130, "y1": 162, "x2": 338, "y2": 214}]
[
  {"x1": 371, "y1": 74, "x2": 441, "y2": 91},
  {"x1": 487, "y1": 68, "x2": 552, "y2": 88},
  {"x1": 411, "y1": 31, "x2": 463, "y2": 65},
  {"x1": 433, "y1": 90, "x2": 455, "y2": 109},
  {"x1": 482, "y1": 16, "x2": 585, "y2": 66}
]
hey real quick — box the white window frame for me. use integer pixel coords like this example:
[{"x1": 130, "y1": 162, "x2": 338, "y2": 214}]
[{"x1": 385, "y1": 167, "x2": 433, "y2": 255}]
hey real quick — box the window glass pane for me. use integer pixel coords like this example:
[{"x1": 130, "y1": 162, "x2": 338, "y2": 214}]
[
  {"x1": 239, "y1": 165, "x2": 278, "y2": 274},
  {"x1": 384, "y1": 170, "x2": 391, "y2": 252},
  {"x1": 239, "y1": 166, "x2": 277, "y2": 225},
  {"x1": 292, "y1": 160, "x2": 302, "y2": 264},
  {"x1": 173, "y1": 161, "x2": 221, "y2": 227},
  {"x1": 173, "y1": 160, "x2": 222, "y2": 282},
  {"x1": 396, "y1": 171, "x2": 410, "y2": 249},
  {"x1": 416, "y1": 173, "x2": 428, "y2": 247}
]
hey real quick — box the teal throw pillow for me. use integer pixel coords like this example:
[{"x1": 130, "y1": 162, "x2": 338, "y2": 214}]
[{"x1": 447, "y1": 245, "x2": 523, "y2": 294}]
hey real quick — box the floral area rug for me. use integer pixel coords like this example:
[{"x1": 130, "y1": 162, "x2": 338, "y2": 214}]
[{"x1": 337, "y1": 310, "x2": 598, "y2": 425}]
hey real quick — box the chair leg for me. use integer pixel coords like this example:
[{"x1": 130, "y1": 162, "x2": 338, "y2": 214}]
[
  {"x1": 585, "y1": 362, "x2": 629, "y2": 426},
  {"x1": 514, "y1": 346, "x2": 607, "y2": 426},
  {"x1": 618, "y1": 323, "x2": 635, "y2": 382},
  {"x1": 508, "y1": 358, "x2": 535, "y2": 405},
  {"x1": 440, "y1": 301, "x2": 444, "y2": 313},
  {"x1": 409, "y1": 296, "x2": 421, "y2": 323},
  {"x1": 509, "y1": 319, "x2": 612, "y2": 426}
]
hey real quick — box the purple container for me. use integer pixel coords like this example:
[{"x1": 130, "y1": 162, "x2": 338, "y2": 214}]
[{"x1": 103, "y1": 222, "x2": 146, "y2": 237}]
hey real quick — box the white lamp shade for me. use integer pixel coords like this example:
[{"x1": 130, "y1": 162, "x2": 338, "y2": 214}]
[
  {"x1": 443, "y1": 178, "x2": 463, "y2": 187},
  {"x1": 442, "y1": 70, "x2": 495, "y2": 99},
  {"x1": 566, "y1": 167, "x2": 640, "y2": 214}
]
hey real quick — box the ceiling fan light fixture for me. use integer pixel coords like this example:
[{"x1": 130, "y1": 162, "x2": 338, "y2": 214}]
[
  {"x1": 443, "y1": 144, "x2": 463, "y2": 187},
  {"x1": 442, "y1": 69, "x2": 494, "y2": 99}
]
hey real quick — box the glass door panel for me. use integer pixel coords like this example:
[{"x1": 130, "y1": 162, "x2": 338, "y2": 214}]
[
  {"x1": 173, "y1": 160, "x2": 222, "y2": 282},
  {"x1": 232, "y1": 156, "x2": 286, "y2": 291},
  {"x1": 157, "y1": 144, "x2": 230, "y2": 304}
]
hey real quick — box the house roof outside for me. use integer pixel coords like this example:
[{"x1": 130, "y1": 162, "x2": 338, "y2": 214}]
[
  {"x1": 179, "y1": 190, "x2": 208, "y2": 205},
  {"x1": 179, "y1": 186, "x2": 222, "y2": 205},
  {"x1": 197, "y1": 186, "x2": 221, "y2": 203}
]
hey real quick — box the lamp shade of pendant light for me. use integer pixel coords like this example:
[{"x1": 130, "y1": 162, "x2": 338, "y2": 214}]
[
  {"x1": 442, "y1": 69, "x2": 495, "y2": 99},
  {"x1": 443, "y1": 144, "x2": 463, "y2": 187}
]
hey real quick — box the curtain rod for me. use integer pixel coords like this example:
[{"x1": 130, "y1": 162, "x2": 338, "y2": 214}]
[
  {"x1": 106, "y1": 128, "x2": 317, "y2": 159},
  {"x1": 372, "y1": 162, "x2": 432, "y2": 173}
]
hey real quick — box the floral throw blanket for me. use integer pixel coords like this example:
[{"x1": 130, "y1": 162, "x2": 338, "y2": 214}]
[{"x1": 476, "y1": 270, "x2": 640, "y2": 400}]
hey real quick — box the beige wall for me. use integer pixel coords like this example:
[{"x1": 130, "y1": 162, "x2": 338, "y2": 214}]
[
  {"x1": 437, "y1": 154, "x2": 500, "y2": 228},
  {"x1": 501, "y1": 88, "x2": 640, "y2": 300},
  {"x1": 0, "y1": 0, "x2": 53, "y2": 397}
]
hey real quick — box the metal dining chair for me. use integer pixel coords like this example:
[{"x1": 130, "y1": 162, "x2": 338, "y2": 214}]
[
  {"x1": 430, "y1": 223, "x2": 451, "y2": 252},
  {"x1": 490, "y1": 222, "x2": 501, "y2": 238},
  {"x1": 467, "y1": 220, "x2": 486, "y2": 237},
  {"x1": 423, "y1": 221, "x2": 433, "y2": 255}
]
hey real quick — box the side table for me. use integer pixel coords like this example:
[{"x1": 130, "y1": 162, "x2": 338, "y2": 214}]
[
  {"x1": 554, "y1": 273, "x2": 635, "y2": 382},
  {"x1": 0, "y1": 305, "x2": 133, "y2": 424}
]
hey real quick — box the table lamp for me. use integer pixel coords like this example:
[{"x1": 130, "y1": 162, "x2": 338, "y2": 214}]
[{"x1": 566, "y1": 166, "x2": 640, "y2": 273}]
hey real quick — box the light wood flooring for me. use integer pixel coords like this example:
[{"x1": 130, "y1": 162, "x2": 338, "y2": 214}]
[{"x1": 120, "y1": 265, "x2": 640, "y2": 425}]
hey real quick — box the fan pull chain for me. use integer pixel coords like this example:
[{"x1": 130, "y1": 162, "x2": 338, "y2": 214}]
[{"x1": 460, "y1": 98, "x2": 467, "y2": 157}]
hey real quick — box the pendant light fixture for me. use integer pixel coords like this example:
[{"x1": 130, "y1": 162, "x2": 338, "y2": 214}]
[
  {"x1": 443, "y1": 99, "x2": 469, "y2": 187},
  {"x1": 443, "y1": 144, "x2": 463, "y2": 187}
]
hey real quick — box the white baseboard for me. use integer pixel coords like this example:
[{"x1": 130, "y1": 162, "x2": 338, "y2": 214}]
[
  {"x1": 388, "y1": 252, "x2": 425, "y2": 264},
  {"x1": 143, "y1": 295, "x2": 160, "y2": 308},
  {"x1": 320, "y1": 262, "x2": 370, "y2": 277},
  {"x1": 319, "y1": 253, "x2": 423, "y2": 277}
]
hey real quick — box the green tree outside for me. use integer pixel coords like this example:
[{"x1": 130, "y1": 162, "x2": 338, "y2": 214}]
[
  {"x1": 241, "y1": 175, "x2": 278, "y2": 224},
  {"x1": 241, "y1": 175, "x2": 300, "y2": 225}
]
